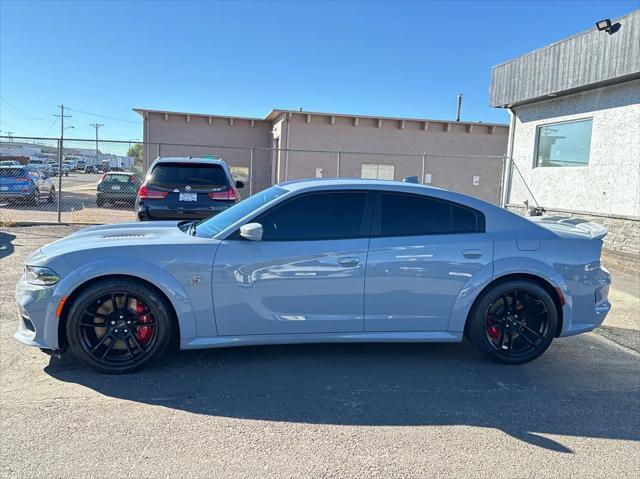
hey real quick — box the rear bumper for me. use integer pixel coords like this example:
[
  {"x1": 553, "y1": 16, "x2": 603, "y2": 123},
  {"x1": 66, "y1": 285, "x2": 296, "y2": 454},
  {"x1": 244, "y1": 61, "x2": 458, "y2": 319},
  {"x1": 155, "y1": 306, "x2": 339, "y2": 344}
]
[
  {"x1": 97, "y1": 192, "x2": 137, "y2": 202},
  {"x1": 137, "y1": 204, "x2": 232, "y2": 221},
  {"x1": 560, "y1": 265, "x2": 612, "y2": 336},
  {"x1": 0, "y1": 191, "x2": 35, "y2": 201}
]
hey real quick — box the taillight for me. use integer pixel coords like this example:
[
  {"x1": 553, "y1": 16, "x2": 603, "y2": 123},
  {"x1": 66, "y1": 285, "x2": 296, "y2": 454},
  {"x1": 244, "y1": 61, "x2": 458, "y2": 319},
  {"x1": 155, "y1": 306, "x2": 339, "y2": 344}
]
[
  {"x1": 98, "y1": 174, "x2": 106, "y2": 183},
  {"x1": 138, "y1": 184, "x2": 168, "y2": 200},
  {"x1": 208, "y1": 188, "x2": 238, "y2": 201}
]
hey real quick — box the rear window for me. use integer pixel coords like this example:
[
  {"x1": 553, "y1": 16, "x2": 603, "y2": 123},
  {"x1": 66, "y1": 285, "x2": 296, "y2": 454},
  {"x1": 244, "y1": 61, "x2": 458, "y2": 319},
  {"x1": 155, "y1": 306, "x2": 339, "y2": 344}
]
[
  {"x1": 377, "y1": 193, "x2": 485, "y2": 236},
  {"x1": 105, "y1": 174, "x2": 135, "y2": 183},
  {"x1": 149, "y1": 162, "x2": 228, "y2": 190},
  {"x1": 0, "y1": 168, "x2": 24, "y2": 178}
]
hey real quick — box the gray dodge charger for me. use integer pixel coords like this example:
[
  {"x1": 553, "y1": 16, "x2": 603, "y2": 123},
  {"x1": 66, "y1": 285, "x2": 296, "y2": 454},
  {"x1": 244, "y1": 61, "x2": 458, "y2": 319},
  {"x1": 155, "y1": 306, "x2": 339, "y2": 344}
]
[{"x1": 15, "y1": 179, "x2": 611, "y2": 373}]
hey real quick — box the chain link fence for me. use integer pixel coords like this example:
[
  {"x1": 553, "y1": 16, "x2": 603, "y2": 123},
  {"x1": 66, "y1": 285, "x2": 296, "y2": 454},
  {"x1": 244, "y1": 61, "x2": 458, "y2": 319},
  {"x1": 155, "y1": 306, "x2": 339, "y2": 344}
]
[{"x1": 0, "y1": 136, "x2": 506, "y2": 225}]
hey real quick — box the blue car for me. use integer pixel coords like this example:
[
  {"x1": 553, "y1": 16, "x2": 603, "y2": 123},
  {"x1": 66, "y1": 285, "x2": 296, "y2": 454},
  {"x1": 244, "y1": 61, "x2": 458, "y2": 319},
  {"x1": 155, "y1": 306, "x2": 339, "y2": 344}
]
[
  {"x1": 0, "y1": 166, "x2": 55, "y2": 204},
  {"x1": 15, "y1": 179, "x2": 611, "y2": 373}
]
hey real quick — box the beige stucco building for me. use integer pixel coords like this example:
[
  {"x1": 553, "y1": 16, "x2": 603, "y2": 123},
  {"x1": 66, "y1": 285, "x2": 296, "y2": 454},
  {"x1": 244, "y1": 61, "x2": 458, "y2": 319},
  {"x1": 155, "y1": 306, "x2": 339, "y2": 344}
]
[{"x1": 134, "y1": 108, "x2": 509, "y2": 203}]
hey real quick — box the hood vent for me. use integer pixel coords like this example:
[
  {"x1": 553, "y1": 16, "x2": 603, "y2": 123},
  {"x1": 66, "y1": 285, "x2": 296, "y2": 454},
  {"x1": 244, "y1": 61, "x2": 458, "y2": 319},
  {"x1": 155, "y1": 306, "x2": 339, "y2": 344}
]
[{"x1": 102, "y1": 234, "x2": 148, "y2": 240}]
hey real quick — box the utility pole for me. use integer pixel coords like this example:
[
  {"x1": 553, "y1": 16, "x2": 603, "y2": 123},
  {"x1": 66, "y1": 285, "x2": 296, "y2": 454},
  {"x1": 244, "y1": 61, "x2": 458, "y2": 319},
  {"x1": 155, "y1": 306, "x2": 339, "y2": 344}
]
[
  {"x1": 54, "y1": 105, "x2": 72, "y2": 222},
  {"x1": 3, "y1": 131, "x2": 14, "y2": 142},
  {"x1": 90, "y1": 123, "x2": 103, "y2": 166},
  {"x1": 456, "y1": 93, "x2": 463, "y2": 122}
]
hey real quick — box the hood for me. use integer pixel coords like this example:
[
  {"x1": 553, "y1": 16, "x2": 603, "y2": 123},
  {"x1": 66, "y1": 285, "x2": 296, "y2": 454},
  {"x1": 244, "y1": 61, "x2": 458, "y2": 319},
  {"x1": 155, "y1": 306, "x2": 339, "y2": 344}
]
[
  {"x1": 38, "y1": 221, "x2": 206, "y2": 258},
  {"x1": 528, "y1": 216, "x2": 608, "y2": 240}
]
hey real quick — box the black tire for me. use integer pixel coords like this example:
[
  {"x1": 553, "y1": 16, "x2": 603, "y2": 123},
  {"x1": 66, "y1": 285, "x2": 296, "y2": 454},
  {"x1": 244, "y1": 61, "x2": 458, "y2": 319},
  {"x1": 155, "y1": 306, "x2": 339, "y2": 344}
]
[
  {"x1": 47, "y1": 187, "x2": 55, "y2": 203},
  {"x1": 28, "y1": 189, "x2": 40, "y2": 205},
  {"x1": 66, "y1": 278, "x2": 173, "y2": 373},
  {"x1": 465, "y1": 280, "x2": 557, "y2": 364},
  {"x1": 96, "y1": 198, "x2": 105, "y2": 208}
]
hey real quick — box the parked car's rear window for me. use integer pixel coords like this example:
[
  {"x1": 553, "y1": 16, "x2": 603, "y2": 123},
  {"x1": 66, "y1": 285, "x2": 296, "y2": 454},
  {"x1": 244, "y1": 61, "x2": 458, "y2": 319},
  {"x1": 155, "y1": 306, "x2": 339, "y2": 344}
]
[
  {"x1": 104, "y1": 173, "x2": 136, "y2": 183},
  {"x1": 149, "y1": 162, "x2": 228, "y2": 190},
  {"x1": 0, "y1": 168, "x2": 24, "y2": 178},
  {"x1": 377, "y1": 193, "x2": 484, "y2": 236}
]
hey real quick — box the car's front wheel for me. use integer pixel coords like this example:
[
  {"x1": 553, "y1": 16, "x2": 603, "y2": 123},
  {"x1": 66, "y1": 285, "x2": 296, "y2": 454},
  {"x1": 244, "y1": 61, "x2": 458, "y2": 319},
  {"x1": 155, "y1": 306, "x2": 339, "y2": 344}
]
[
  {"x1": 465, "y1": 280, "x2": 558, "y2": 364},
  {"x1": 66, "y1": 278, "x2": 173, "y2": 373}
]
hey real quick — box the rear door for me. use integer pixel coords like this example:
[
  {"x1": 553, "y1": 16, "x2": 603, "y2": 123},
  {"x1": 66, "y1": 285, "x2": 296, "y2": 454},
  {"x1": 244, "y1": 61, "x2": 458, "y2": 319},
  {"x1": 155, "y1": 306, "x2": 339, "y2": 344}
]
[{"x1": 364, "y1": 192, "x2": 493, "y2": 332}]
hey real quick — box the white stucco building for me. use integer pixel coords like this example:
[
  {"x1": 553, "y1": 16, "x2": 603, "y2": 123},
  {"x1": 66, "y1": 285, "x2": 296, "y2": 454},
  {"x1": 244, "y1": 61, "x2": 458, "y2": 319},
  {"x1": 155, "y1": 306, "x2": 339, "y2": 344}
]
[{"x1": 490, "y1": 10, "x2": 640, "y2": 254}]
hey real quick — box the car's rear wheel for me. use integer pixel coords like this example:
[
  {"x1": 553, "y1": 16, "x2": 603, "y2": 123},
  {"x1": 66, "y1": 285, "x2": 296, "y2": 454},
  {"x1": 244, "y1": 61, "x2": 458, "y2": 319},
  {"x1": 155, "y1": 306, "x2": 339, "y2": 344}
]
[
  {"x1": 47, "y1": 187, "x2": 55, "y2": 203},
  {"x1": 66, "y1": 278, "x2": 173, "y2": 373},
  {"x1": 465, "y1": 280, "x2": 557, "y2": 364}
]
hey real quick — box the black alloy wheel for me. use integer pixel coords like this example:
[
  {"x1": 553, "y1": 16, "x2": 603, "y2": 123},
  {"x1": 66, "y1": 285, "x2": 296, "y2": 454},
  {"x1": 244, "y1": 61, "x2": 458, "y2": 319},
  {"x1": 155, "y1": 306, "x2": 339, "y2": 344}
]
[
  {"x1": 66, "y1": 278, "x2": 173, "y2": 373},
  {"x1": 466, "y1": 280, "x2": 557, "y2": 364}
]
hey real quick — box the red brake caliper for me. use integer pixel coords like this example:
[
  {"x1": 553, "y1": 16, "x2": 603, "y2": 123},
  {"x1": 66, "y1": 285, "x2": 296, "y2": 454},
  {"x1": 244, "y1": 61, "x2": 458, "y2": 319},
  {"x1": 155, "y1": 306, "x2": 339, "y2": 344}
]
[
  {"x1": 134, "y1": 300, "x2": 152, "y2": 345},
  {"x1": 486, "y1": 314, "x2": 500, "y2": 340}
]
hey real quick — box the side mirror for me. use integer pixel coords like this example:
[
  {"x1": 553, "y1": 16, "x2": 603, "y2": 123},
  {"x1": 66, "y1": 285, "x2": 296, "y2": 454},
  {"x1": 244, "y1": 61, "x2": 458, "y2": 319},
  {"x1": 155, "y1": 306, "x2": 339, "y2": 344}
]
[
  {"x1": 240, "y1": 222, "x2": 263, "y2": 241},
  {"x1": 235, "y1": 180, "x2": 245, "y2": 189}
]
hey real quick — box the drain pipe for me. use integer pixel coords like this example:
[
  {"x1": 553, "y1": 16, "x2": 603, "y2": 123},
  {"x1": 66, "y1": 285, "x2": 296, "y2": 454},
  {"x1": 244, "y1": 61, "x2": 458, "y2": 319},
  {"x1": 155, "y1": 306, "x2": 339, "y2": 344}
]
[{"x1": 501, "y1": 108, "x2": 517, "y2": 208}]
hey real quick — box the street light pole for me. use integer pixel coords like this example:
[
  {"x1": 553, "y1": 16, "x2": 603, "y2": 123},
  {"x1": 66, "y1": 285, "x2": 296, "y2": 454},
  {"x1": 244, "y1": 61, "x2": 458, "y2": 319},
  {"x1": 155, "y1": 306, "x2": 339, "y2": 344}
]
[
  {"x1": 90, "y1": 123, "x2": 103, "y2": 167},
  {"x1": 54, "y1": 105, "x2": 72, "y2": 223}
]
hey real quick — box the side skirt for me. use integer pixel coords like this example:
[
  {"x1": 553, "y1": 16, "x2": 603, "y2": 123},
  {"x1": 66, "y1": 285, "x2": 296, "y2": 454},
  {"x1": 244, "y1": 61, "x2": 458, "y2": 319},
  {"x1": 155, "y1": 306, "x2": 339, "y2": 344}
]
[{"x1": 181, "y1": 331, "x2": 463, "y2": 350}]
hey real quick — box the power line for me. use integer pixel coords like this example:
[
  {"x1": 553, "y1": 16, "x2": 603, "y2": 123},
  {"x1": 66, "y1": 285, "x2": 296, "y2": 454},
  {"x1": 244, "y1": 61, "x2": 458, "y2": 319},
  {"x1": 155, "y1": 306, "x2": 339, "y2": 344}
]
[
  {"x1": 43, "y1": 118, "x2": 59, "y2": 137},
  {"x1": 0, "y1": 97, "x2": 50, "y2": 121},
  {"x1": 66, "y1": 107, "x2": 141, "y2": 124}
]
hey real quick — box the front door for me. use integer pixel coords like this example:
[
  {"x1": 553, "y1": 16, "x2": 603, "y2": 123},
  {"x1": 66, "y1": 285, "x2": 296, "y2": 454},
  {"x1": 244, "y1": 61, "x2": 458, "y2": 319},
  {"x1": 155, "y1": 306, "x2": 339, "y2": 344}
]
[
  {"x1": 364, "y1": 192, "x2": 493, "y2": 332},
  {"x1": 212, "y1": 190, "x2": 373, "y2": 336}
]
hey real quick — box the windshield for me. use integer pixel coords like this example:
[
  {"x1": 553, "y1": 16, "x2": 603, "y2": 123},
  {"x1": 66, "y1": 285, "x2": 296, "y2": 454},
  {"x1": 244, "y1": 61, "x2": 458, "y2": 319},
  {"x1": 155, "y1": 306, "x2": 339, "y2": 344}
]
[{"x1": 193, "y1": 186, "x2": 288, "y2": 238}]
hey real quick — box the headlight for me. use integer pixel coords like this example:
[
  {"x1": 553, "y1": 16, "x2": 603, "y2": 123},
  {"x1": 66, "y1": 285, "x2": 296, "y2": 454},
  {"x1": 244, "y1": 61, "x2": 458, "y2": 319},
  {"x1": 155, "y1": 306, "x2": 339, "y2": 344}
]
[{"x1": 24, "y1": 266, "x2": 60, "y2": 286}]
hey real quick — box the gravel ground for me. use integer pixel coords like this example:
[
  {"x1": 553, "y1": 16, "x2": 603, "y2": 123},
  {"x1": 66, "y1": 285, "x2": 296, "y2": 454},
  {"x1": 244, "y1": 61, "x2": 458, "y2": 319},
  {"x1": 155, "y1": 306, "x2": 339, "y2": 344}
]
[{"x1": 1, "y1": 225, "x2": 639, "y2": 478}]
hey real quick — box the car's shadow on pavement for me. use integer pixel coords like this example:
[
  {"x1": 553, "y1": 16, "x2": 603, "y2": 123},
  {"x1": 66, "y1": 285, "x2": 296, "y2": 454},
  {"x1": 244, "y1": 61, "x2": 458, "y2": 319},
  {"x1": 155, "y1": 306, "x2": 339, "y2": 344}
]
[
  {"x1": 0, "y1": 232, "x2": 16, "y2": 259},
  {"x1": 45, "y1": 335, "x2": 640, "y2": 453}
]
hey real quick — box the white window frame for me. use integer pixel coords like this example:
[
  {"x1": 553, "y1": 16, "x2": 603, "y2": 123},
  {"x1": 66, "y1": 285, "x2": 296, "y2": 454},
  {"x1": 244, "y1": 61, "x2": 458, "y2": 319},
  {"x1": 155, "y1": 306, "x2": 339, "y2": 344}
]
[{"x1": 533, "y1": 117, "x2": 593, "y2": 168}]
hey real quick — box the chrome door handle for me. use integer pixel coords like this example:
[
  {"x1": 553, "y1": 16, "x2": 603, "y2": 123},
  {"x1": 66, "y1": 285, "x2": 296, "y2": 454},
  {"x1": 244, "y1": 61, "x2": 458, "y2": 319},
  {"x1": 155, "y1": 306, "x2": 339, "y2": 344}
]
[
  {"x1": 337, "y1": 257, "x2": 360, "y2": 267},
  {"x1": 462, "y1": 249, "x2": 483, "y2": 259}
]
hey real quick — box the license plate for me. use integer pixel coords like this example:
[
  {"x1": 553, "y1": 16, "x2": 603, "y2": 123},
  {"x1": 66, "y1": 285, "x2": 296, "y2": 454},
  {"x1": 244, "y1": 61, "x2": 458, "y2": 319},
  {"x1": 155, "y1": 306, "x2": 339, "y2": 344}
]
[
  {"x1": 0, "y1": 187, "x2": 8, "y2": 191},
  {"x1": 179, "y1": 192, "x2": 197, "y2": 202},
  {"x1": 111, "y1": 185, "x2": 121, "y2": 190}
]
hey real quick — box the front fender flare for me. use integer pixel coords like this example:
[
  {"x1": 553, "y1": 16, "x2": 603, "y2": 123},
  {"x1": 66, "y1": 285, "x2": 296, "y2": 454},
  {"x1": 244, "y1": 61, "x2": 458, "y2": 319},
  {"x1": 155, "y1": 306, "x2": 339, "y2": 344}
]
[{"x1": 62, "y1": 257, "x2": 197, "y2": 341}]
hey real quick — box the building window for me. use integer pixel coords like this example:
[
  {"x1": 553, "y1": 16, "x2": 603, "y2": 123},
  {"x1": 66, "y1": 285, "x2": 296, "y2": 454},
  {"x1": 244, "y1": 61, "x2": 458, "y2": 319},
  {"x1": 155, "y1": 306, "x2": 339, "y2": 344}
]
[
  {"x1": 361, "y1": 163, "x2": 395, "y2": 180},
  {"x1": 535, "y1": 119, "x2": 592, "y2": 167}
]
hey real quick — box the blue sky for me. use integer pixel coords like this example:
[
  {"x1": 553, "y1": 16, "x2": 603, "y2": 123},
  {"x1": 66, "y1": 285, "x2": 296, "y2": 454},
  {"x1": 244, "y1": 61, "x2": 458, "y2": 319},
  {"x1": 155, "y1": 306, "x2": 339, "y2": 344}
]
[{"x1": 1, "y1": 0, "x2": 637, "y2": 141}]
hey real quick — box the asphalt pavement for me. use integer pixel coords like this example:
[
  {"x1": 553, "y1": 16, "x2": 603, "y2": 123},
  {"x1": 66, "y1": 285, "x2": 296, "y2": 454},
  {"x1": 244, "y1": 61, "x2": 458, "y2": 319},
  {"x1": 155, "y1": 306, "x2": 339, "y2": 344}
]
[{"x1": 1, "y1": 226, "x2": 639, "y2": 478}]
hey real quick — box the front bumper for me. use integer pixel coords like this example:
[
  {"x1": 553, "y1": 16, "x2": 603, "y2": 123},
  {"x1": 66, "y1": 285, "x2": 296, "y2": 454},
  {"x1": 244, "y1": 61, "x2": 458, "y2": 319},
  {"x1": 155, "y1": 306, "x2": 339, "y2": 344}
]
[{"x1": 14, "y1": 276, "x2": 61, "y2": 350}]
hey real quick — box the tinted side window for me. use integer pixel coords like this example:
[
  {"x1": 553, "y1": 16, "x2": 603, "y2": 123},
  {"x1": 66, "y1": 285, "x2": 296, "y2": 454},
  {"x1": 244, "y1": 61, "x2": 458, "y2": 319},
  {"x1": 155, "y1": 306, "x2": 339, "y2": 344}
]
[
  {"x1": 256, "y1": 191, "x2": 368, "y2": 241},
  {"x1": 378, "y1": 193, "x2": 484, "y2": 236}
]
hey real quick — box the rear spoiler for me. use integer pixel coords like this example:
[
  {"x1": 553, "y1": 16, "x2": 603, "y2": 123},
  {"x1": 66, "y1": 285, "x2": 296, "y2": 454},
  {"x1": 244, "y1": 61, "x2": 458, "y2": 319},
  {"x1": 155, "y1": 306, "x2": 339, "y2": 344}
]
[{"x1": 529, "y1": 216, "x2": 608, "y2": 240}]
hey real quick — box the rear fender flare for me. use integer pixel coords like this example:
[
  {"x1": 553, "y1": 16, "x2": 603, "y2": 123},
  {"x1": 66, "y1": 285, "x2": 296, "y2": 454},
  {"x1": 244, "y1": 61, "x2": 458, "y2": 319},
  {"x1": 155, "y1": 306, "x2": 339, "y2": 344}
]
[{"x1": 448, "y1": 257, "x2": 571, "y2": 333}]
